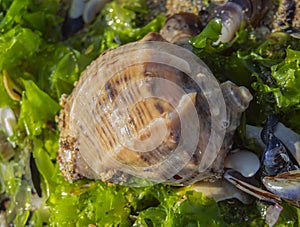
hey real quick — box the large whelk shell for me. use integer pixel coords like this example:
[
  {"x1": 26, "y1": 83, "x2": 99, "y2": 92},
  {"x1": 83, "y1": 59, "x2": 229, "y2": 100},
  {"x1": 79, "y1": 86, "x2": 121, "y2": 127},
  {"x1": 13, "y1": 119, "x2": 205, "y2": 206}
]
[{"x1": 58, "y1": 40, "x2": 252, "y2": 186}]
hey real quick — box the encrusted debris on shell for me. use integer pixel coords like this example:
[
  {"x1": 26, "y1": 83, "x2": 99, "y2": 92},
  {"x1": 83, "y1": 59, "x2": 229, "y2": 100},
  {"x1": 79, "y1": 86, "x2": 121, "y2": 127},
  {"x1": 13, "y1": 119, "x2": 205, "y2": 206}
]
[{"x1": 58, "y1": 33, "x2": 252, "y2": 186}]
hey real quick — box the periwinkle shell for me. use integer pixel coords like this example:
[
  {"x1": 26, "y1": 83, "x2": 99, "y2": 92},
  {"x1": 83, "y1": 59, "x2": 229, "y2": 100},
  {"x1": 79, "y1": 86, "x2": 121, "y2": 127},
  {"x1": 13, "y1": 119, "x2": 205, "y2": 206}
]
[{"x1": 58, "y1": 39, "x2": 252, "y2": 186}]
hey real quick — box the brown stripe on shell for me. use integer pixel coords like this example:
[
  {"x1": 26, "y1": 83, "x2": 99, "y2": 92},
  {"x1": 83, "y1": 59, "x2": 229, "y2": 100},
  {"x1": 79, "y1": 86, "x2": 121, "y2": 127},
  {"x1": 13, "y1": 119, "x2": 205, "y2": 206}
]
[
  {"x1": 95, "y1": 115, "x2": 114, "y2": 152},
  {"x1": 84, "y1": 62, "x2": 186, "y2": 168}
]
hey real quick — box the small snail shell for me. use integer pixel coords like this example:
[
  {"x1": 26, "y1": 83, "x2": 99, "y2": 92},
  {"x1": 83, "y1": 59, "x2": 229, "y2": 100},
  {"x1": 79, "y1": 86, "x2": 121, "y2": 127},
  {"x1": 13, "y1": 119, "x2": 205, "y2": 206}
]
[
  {"x1": 213, "y1": 0, "x2": 272, "y2": 42},
  {"x1": 160, "y1": 12, "x2": 202, "y2": 44},
  {"x1": 58, "y1": 38, "x2": 252, "y2": 186}
]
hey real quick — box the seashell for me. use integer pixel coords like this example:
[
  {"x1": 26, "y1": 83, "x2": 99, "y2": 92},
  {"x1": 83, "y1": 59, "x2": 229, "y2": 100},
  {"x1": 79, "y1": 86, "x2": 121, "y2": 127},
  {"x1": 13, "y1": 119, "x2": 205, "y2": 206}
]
[
  {"x1": 160, "y1": 12, "x2": 202, "y2": 44},
  {"x1": 190, "y1": 179, "x2": 253, "y2": 203},
  {"x1": 262, "y1": 170, "x2": 300, "y2": 202},
  {"x1": 212, "y1": 0, "x2": 272, "y2": 43},
  {"x1": 260, "y1": 116, "x2": 299, "y2": 177},
  {"x1": 246, "y1": 123, "x2": 300, "y2": 164},
  {"x1": 224, "y1": 149, "x2": 260, "y2": 177},
  {"x1": 82, "y1": 0, "x2": 111, "y2": 24},
  {"x1": 258, "y1": 116, "x2": 300, "y2": 204},
  {"x1": 265, "y1": 203, "x2": 283, "y2": 227},
  {"x1": 224, "y1": 169, "x2": 282, "y2": 204},
  {"x1": 68, "y1": 0, "x2": 111, "y2": 21},
  {"x1": 62, "y1": 0, "x2": 111, "y2": 37},
  {"x1": 58, "y1": 37, "x2": 252, "y2": 186},
  {"x1": 68, "y1": 0, "x2": 86, "y2": 19},
  {"x1": 0, "y1": 107, "x2": 16, "y2": 138}
]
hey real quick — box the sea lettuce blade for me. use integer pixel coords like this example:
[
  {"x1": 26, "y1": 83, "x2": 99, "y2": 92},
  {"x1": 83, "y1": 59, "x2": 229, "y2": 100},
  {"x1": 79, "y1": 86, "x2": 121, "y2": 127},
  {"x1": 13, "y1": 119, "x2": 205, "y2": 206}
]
[
  {"x1": 0, "y1": 26, "x2": 41, "y2": 71},
  {"x1": 48, "y1": 46, "x2": 90, "y2": 99},
  {"x1": 190, "y1": 18, "x2": 222, "y2": 49},
  {"x1": 252, "y1": 48, "x2": 300, "y2": 110},
  {"x1": 134, "y1": 189, "x2": 224, "y2": 227},
  {"x1": 0, "y1": 0, "x2": 30, "y2": 32},
  {"x1": 18, "y1": 80, "x2": 60, "y2": 137}
]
